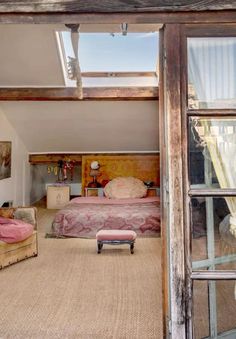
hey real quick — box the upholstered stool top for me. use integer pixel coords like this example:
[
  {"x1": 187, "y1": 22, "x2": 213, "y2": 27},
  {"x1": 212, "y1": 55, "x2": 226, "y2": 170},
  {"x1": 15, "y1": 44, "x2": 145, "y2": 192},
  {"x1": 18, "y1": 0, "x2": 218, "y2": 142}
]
[{"x1": 96, "y1": 229, "x2": 137, "y2": 241}]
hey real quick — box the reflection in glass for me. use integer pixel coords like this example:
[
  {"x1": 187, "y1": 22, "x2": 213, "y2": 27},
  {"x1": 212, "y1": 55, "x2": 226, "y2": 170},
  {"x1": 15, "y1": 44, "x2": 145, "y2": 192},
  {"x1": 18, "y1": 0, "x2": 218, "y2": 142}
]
[
  {"x1": 193, "y1": 281, "x2": 209, "y2": 339},
  {"x1": 191, "y1": 197, "x2": 236, "y2": 267},
  {"x1": 189, "y1": 118, "x2": 236, "y2": 190},
  {"x1": 193, "y1": 280, "x2": 236, "y2": 338},
  {"x1": 188, "y1": 37, "x2": 236, "y2": 109}
]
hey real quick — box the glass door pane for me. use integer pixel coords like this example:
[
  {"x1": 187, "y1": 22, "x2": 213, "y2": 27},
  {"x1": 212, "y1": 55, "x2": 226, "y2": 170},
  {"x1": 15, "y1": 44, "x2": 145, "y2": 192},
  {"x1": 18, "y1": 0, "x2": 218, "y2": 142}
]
[
  {"x1": 193, "y1": 280, "x2": 236, "y2": 338},
  {"x1": 191, "y1": 197, "x2": 236, "y2": 270},
  {"x1": 188, "y1": 37, "x2": 236, "y2": 109},
  {"x1": 189, "y1": 118, "x2": 236, "y2": 189}
]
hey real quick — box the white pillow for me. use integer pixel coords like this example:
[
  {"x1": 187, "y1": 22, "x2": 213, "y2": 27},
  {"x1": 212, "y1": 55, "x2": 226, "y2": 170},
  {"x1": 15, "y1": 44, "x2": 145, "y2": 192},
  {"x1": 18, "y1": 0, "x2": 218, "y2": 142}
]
[{"x1": 104, "y1": 177, "x2": 147, "y2": 199}]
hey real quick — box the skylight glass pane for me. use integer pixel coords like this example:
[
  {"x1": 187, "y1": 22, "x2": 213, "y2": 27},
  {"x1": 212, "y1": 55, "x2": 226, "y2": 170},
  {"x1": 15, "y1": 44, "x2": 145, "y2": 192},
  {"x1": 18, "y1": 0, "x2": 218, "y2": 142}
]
[
  {"x1": 82, "y1": 77, "x2": 158, "y2": 87},
  {"x1": 61, "y1": 32, "x2": 158, "y2": 72}
]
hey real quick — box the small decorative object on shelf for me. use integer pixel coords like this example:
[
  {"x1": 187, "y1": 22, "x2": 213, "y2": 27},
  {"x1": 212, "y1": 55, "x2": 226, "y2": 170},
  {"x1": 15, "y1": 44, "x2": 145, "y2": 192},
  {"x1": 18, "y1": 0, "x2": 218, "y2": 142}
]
[{"x1": 144, "y1": 180, "x2": 154, "y2": 188}]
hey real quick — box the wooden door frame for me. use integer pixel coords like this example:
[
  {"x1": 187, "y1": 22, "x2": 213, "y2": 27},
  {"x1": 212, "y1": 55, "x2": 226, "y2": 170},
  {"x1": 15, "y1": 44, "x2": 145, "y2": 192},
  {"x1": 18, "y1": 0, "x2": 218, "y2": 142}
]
[{"x1": 1, "y1": 4, "x2": 236, "y2": 339}]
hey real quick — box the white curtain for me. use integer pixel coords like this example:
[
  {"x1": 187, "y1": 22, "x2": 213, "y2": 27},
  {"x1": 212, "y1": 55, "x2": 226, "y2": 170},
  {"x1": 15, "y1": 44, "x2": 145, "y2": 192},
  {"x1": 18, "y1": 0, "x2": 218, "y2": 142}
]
[
  {"x1": 194, "y1": 119, "x2": 236, "y2": 238},
  {"x1": 188, "y1": 37, "x2": 236, "y2": 108}
]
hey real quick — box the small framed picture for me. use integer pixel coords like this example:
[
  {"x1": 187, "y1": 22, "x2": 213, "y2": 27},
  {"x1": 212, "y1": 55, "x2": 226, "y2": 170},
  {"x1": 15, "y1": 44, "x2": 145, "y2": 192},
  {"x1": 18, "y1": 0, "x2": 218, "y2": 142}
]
[{"x1": 0, "y1": 141, "x2": 11, "y2": 180}]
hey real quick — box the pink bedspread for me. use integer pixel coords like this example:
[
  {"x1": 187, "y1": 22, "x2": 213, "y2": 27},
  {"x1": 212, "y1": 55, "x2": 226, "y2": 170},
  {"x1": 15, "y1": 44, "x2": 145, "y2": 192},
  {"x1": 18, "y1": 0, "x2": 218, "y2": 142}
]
[{"x1": 51, "y1": 197, "x2": 161, "y2": 238}]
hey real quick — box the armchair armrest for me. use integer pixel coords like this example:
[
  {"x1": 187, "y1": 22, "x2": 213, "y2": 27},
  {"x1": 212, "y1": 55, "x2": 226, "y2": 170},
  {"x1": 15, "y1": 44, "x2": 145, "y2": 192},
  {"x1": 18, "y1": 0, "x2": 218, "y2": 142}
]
[{"x1": 0, "y1": 207, "x2": 16, "y2": 219}]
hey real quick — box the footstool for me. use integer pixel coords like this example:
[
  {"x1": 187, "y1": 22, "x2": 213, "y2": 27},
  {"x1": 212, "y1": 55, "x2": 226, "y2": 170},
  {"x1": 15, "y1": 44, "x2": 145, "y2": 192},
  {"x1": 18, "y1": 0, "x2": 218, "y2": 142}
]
[{"x1": 96, "y1": 230, "x2": 137, "y2": 254}]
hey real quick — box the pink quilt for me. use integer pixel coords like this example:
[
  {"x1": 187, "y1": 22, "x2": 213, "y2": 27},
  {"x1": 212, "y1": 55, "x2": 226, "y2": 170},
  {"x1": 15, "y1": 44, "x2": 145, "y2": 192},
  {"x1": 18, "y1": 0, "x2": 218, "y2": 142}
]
[
  {"x1": 0, "y1": 217, "x2": 33, "y2": 243},
  {"x1": 51, "y1": 196, "x2": 161, "y2": 238}
]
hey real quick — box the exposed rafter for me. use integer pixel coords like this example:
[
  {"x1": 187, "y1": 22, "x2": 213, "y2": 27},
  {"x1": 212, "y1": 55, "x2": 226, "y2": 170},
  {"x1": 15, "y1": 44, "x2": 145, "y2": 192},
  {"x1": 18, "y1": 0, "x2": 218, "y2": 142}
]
[
  {"x1": 0, "y1": 1, "x2": 235, "y2": 13},
  {"x1": 0, "y1": 87, "x2": 159, "y2": 101}
]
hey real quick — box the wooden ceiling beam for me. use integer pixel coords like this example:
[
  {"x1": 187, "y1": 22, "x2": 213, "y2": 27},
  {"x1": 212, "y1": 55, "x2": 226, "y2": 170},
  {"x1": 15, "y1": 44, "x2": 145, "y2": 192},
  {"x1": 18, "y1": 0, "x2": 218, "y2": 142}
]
[
  {"x1": 29, "y1": 154, "x2": 82, "y2": 164},
  {"x1": 81, "y1": 72, "x2": 157, "y2": 78},
  {"x1": 29, "y1": 152, "x2": 159, "y2": 164},
  {"x1": 0, "y1": 87, "x2": 158, "y2": 101},
  {"x1": 0, "y1": 12, "x2": 236, "y2": 24},
  {"x1": 0, "y1": 1, "x2": 235, "y2": 13}
]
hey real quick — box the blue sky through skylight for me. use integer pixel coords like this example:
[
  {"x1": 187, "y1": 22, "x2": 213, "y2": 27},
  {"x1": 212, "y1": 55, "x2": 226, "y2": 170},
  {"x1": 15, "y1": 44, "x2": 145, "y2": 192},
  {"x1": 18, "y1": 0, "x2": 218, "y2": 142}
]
[{"x1": 61, "y1": 32, "x2": 158, "y2": 72}]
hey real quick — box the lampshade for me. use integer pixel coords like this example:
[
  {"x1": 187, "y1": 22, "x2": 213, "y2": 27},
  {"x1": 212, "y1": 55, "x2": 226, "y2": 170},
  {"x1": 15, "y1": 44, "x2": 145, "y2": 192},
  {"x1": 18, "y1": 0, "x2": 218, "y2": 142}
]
[{"x1": 90, "y1": 161, "x2": 100, "y2": 170}]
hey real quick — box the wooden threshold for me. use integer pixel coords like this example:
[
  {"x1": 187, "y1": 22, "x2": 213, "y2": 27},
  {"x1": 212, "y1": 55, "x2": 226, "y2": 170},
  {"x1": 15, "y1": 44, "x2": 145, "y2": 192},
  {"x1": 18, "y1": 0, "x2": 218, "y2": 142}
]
[{"x1": 0, "y1": 87, "x2": 158, "y2": 101}]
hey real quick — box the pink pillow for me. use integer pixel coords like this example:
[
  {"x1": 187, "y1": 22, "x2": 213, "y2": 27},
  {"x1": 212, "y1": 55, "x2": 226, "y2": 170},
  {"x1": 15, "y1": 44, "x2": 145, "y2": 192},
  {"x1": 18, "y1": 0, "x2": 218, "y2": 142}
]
[
  {"x1": 0, "y1": 218, "x2": 34, "y2": 243},
  {"x1": 104, "y1": 176, "x2": 147, "y2": 199}
]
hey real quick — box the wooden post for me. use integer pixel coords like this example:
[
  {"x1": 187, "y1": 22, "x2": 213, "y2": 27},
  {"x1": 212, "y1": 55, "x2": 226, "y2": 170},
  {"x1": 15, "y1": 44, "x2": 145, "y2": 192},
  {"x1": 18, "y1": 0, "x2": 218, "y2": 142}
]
[
  {"x1": 163, "y1": 23, "x2": 186, "y2": 338},
  {"x1": 159, "y1": 26, "x2": 169, "y2": 338}
]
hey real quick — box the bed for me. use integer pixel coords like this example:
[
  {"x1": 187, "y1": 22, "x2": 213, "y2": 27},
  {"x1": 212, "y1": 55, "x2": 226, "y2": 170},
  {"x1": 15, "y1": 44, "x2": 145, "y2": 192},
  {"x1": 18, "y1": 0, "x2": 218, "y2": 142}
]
[{"x1": 50, "y1": 196, "x2": 161, "y2": 238}]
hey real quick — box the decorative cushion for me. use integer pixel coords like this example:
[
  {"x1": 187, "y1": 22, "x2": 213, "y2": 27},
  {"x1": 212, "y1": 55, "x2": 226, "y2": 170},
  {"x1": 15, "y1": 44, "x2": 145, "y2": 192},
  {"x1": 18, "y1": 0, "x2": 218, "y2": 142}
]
[
  {"x1": 0, "y1": 217, "x2": 34, "y2": 243},
  {"x1": 96, "y1": 229, "x2": 137, "y2": 241},
  {"x1": 104, "y1": 177, "x2": 147, "y2": 199},
  {"x1": 0, "y1": 208, "x2": 15, "y2": 219},
  {"x1": 14, "y1": 208, "x2": 36, "y2": 227}
]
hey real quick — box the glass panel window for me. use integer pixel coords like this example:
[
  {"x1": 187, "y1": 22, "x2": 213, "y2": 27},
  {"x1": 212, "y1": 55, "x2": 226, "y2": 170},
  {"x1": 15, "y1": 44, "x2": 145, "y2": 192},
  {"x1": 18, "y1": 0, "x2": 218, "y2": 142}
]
[
  {"x1": 191, "y1": 197, "x2": 236, "y2": 269},
  {"x1": 61, "y1": 32, "x2": 159, "y2": 72},
  {"x1": 189, "y1": 118, "x2": 236, "y2": 189},
  {"x1": 193, "y1": 280, "x2": 236, "y2": 338},
  {"x1": 58, "y1": 31, "x2": 159, "y2": 87},
  {"x1": 188, "y1": 37, "x2": 236, "y2": 109}
]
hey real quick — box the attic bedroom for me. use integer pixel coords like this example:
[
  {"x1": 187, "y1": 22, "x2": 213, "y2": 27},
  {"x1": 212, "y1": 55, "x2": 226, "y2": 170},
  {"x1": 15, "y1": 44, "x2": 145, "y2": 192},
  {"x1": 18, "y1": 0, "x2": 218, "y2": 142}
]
[
  {"x1": 0, "y1": 23, "x2": 163, "y2": 338},
  {"x1": 1, "y1": 4, "x2": 236, "y2": 339}
]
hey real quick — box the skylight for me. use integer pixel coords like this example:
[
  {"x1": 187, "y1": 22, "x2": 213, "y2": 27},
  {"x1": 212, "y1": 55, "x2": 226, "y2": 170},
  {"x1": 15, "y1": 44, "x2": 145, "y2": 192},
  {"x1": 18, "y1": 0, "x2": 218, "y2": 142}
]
[{"x1": 57, "y1": 32, "x2": 159, "y2": 87}]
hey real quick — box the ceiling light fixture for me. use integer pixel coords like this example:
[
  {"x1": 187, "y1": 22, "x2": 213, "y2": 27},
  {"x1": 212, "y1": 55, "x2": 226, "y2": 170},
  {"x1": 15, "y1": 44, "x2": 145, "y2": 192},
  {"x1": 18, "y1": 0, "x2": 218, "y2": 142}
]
[{"x1": 120, "y1": 23, "x2": 128, "y2": 36}]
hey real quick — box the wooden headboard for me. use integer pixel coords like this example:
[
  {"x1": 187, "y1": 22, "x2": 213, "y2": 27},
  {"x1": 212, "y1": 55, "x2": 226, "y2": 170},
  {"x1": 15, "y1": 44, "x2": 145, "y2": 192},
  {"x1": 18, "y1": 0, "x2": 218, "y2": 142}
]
[{"x1": 82, "y1": 154, "x2": 160, "y2": 195}]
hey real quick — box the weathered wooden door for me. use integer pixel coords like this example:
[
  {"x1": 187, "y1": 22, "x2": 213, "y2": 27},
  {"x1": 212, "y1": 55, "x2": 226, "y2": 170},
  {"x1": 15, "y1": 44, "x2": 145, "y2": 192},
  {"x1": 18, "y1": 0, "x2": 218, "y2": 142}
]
[
  {"x1": 183, "y1": 24, "x2": 236, "y2": 339},
  {"x1": 159, "y1": 23, "x2": 187, "y2": 338},
  {"x1": 160, "y1": 23, "x2": 236, "y2": 338}
]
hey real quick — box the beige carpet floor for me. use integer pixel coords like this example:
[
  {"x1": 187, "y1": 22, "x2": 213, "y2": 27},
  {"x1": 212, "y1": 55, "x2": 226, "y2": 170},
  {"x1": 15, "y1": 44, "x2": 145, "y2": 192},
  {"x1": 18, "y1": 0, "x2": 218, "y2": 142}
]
[{"x1": 0, "y1": 204, "x2": 163, "y2": 339}]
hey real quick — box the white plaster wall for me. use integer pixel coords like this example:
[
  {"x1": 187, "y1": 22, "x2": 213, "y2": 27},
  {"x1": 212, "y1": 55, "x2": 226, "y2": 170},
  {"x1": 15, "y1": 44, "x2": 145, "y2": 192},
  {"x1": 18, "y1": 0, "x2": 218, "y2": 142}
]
[
  {"x1": 1, "y1": 101, "x2": 159, "y2": 152},
  {"x1": 0, "y1": 109, "x2": 31, "y2": 207},
  {"x1": 30, "y1": 165, "x2": 47, "y2": 204}
]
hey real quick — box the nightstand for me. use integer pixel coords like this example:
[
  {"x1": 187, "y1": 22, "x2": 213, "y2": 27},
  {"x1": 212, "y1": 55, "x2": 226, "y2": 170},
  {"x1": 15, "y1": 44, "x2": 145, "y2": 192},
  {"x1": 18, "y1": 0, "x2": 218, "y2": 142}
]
[
  {"x1": 147, "y1": 187, "x2": 160, "y2": 197},
  {"x1": 85, "y1": 187, "x2": 104, "y2": 197},
  {"x1": 47, "y1": 185, "x2": 70, "y2": 209}
]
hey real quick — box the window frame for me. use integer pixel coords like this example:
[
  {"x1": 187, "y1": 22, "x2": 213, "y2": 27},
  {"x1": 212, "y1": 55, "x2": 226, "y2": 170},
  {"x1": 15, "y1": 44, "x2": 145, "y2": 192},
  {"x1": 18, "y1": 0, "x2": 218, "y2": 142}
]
[{"x1": 181, "y1": 24, "x2": 236, "y2": 338}]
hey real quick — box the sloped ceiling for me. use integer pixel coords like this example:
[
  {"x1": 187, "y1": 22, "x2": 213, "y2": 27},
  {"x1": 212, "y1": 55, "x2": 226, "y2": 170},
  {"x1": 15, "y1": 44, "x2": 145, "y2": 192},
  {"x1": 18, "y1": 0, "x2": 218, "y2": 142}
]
[
  {"x1": 0, "y1": 101, "x2": 159, "y2": 152},
  {"x1": 0, "y1": 24, "x2": 159, "y2": 153},
  {"x1": 0, "y1": 25, "x2": 65, "y2": 87}
]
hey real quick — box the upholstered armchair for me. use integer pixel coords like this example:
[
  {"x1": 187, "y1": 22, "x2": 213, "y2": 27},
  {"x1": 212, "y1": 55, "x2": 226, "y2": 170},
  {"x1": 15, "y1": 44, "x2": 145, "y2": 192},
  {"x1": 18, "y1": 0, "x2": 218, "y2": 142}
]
[{"x1": 0, "y1": 207, "x2": 38, "y2": 269}]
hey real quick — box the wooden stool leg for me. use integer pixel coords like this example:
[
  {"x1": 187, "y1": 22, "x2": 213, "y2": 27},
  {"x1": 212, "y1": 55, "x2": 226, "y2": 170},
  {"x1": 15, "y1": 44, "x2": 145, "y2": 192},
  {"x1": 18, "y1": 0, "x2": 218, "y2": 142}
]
[
  {"x1": 97, "y1": 241, "x2": 103, "y2": 254},
  {"x1": 130, "y1": 242, "x2": 134, "y2": 254}
]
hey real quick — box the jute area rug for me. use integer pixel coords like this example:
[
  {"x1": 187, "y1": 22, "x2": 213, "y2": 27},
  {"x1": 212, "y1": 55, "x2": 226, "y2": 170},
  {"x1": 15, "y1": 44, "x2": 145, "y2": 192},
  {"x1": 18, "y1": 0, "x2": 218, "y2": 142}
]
[{"x1": 0, "y1": 207, "x2": 163, "y2": 339}]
